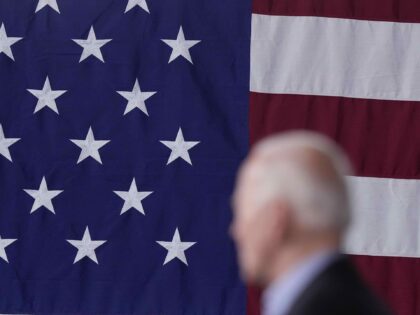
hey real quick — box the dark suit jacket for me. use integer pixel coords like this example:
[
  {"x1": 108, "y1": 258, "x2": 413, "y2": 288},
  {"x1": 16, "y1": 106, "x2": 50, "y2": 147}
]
[{"x1": 286, "y1": 255, "x2": 392, "y2": 315}]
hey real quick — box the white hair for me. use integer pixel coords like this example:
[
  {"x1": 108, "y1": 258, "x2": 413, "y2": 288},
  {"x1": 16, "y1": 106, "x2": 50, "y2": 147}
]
[{"x1": 248, "y1": 131, "x2": 353, "y2": 233}]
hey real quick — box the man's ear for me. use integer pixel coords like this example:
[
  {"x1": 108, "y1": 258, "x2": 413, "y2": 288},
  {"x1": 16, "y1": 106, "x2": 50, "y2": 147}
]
[{"x1": 265, "y1": 199, "x2": 293, "y2": 242}]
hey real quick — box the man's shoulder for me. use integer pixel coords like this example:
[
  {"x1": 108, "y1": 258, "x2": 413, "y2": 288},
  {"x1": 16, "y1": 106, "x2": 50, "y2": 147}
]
[{"x1": 287, "y1": 255, "x2": 392, "y2": 315}]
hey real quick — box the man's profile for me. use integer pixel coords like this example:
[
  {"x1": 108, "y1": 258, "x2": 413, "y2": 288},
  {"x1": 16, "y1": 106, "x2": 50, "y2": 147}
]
[{"x1": 231, "y1": 131, "x2": 391, "y2": 315}]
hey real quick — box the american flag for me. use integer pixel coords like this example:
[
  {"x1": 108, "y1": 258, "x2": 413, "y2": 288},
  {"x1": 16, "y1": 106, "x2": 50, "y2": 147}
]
[{"x1": 1, "y1": 0, "x2": 419, "y2": 315}]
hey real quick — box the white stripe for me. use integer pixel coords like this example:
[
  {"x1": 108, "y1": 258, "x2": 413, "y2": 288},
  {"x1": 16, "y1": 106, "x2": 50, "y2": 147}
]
[
  {"x1": 251, "y1": 14, "x2": 420, "y2": 101},
  {"x1": 344, "y1": 176, "x2": 420, "y2": 258}
]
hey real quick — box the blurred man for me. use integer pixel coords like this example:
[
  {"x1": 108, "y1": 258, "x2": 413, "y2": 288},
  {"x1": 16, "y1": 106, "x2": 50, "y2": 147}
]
[{"x1": 231, "y1": 131, "x2": 391, "y2": 315}]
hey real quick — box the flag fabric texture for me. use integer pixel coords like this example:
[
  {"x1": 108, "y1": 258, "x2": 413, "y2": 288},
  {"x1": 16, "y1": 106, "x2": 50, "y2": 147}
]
[
  {"x1": 1, "y1": 0, "x2": 419, "y2": 315},
  {"x1": 0, "y1": 0, "x2": 251, "y2": 314},
  {"x1": 249, "y1": 1, "x2": 420, "y2": 315}
]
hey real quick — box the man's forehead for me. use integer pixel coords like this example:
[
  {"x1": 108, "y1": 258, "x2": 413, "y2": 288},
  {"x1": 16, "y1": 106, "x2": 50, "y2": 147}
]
[
  {"x1": 237, "y1": 159, "x2": 262, "y2": 184},
  {"x1": 233, "y1": 161, "x2": 257, "y2": 201}
]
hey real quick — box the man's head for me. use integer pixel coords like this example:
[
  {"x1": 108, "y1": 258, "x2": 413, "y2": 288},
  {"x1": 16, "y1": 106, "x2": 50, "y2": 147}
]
[{"x1": 230, "y1": 131, "x2": 353, "y2": 285}]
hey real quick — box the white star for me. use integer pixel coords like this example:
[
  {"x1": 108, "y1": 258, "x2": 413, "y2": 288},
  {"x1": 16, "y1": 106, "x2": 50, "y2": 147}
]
[
  {"x1": 0, "y1": 23, "x2": 22, "y2": 61},
  {"x1": 0, "y1": 236, "x2": 17, "y2": 263},
  {"x1": 125, "y1": 0, "x2": 149, "y2": 13},
  {"x1": 67, "y1": 227, "x2": 107, "y2": 264},
  {"x1": 117, "y1": 79, "x2": 156, "y2": 116},
  {"x1": 70, "y1": 127, "x2": 110, "y2": 164},
  {"x1": 157, "y1": 228, "x2": 196, "y2": 266},
  {"x1": 0, "y1": 124, "x2": 20, "y2": 162},
  {"x1": 35, "y1": 0, "x2": 60, "y2": 13},
  {"x1": 162, "y1": 26, "x2": 201, "y2": 64},
  {"x1": 114, "y1": 178, "x2": 153, "y2": 215},
  {"x1": 160, "y1": 128, "x2": 200, "y2": 165},
  {"x1": 27, "y1": 77, "x2": 67, "y2": 114},
  {"x1": 72, "y1": 26, "x2": 112, "y2": 63},
  {"x1": 24, "y1": 177, "x2": 63, "y2": 214}
]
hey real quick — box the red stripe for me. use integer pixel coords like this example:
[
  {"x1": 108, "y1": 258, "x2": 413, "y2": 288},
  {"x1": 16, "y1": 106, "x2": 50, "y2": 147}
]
[
  {"x1": 253, "y1": 0, "x2": 420, "y2": 23},
  {"x1": 250, "y1": 92, "x2": 420, "y2": 180},
  {"x1": 351, "y1": 255, "x2": 420, "y2": 315},
  {"x1": 247, "y1": 91, "x2": 420, "y2": 315}
]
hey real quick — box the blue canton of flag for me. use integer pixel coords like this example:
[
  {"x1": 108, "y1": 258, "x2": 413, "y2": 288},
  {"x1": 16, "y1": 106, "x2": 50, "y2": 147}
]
[{"x1": 0, "y1": 0, "x2": 251, "y2": 313}]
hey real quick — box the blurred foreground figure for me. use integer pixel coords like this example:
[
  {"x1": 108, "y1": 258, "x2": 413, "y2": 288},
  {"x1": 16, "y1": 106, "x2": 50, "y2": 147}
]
[{"x1": 231, "y1": 132, "x2": 391, "y2": 315}]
